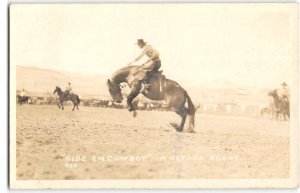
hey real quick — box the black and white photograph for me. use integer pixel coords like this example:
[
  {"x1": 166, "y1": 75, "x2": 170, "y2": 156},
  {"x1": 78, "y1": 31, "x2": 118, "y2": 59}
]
[{"x1": 9, "y1": 3, "x2": 299, "y2": 189}]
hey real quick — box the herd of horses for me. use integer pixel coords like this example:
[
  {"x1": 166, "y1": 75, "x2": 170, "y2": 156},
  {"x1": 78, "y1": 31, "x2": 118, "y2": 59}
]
[{"x1": 17, "y1": 66, "x2": 290, "y2": 132}]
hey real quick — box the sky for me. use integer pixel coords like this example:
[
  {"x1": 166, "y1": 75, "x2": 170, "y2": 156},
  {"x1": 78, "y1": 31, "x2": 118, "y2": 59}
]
[{"x1": 10, "y1": 4, "x2": 298, "y2": 89}]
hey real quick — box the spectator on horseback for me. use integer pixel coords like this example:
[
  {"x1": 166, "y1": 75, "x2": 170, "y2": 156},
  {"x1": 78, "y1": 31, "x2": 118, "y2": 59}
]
[
  {"x1": 278, "y1": 82, "x2": 290, "y2": 102},
  {"x1": 65, "y1": 82, "x2": 72, "y2": 97},
  {"x1": 20, "y1": 89, "x2": 26, "y2": 99},
  {"x1": 127, "y1": 39, "x2": 161, "y2": 93}
]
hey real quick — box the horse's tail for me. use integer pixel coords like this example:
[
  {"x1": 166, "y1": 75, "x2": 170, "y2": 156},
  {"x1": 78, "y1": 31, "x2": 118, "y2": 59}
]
[
  {"x1": 184, "y1": 90, "x2": 196, "y2": 130},
  {"x1": 184, "y1": 90, "x2": 195, "y2": 115},
  {"x1": 77, "y1": 95, "x2": 80, "y2": 104}
]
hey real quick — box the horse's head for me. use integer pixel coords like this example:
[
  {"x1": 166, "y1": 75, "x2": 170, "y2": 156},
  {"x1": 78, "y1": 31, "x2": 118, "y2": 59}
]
[
  {"x1": 268, "y1": 89, "x2": 278, "y2": 97},
  {"x1": 53, "y1": 86, "x2": 61, "y2": 94},
  {"x1": 106, "y1": 79, "x2": 123, "y2": 103}
]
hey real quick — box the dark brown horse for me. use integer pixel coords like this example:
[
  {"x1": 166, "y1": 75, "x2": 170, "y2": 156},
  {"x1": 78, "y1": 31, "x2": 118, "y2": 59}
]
[
  {"x1": 17, "y1": 95, "x2": 30, "y2": 105},
  {"x1": 268, "y1": 89, "x2": 289, "y2": 121},
  {"x1": 53, "y1": 86, "x2": 80, "y2": 111},
  {"x1": 107, "y1": 65, "x2": 196, "y2": 132}
]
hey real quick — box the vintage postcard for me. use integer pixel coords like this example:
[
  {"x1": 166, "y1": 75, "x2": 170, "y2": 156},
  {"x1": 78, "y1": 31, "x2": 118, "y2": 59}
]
[{"x1": 9, "y1": 3, "x2": 299, "y2": 189}]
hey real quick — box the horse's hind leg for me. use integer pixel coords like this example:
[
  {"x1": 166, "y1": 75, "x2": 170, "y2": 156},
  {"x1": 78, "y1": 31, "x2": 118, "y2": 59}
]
[
  {"x1": 174, "y1": 107, "x2": 188, "y2": 132},
  {"x1": 77, "y1": 104, "x2": 79, "y2": 110},
  {"x1": 72, "y1": 104, "x2": 75, "y2": 111},
  {"x1": 187, "y1": 113, "x2": 195, "y2": 133}
]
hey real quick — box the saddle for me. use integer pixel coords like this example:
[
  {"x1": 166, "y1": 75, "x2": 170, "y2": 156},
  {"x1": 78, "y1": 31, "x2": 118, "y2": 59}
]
[
  {"x1": 150, "y1": 70, "x2": 163, "y2": 77},
  {"x1": 131, "y1": 69, "x2": 164, "y2": 82},
  {"x1": 64, "y1": 91, "x2": 73, "y2": 99}
]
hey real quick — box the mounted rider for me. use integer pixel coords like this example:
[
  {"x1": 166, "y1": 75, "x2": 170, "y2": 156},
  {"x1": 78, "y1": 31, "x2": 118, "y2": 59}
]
[
  {"x1": 278, "y1": 82, "x2": 290, "y2": 102},
  {"x1": 65, "y1": 82, "x2": 72, "y2": 98},
  {"x1": 19, "y1": 89, "x2": 27, "y2": 102},
  {"x1": 127, "y1": 39, "x2": 162, "y2": 93},
  {"x1": 20, "y1": 89, "x2": 26, "y2": 98}
]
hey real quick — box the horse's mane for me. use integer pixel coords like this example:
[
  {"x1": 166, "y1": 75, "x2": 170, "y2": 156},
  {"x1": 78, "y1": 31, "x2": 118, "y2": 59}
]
[
  {"x1": 111, "y1": 65, "x2": 139, "y2": 80},
  {"x1": 56, "y1": 86, "x2": 62, "y2": 91}
]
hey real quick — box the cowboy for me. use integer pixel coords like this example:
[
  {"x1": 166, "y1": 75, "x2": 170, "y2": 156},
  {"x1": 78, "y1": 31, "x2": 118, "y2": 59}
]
[
  {"x1": 279, "y1": 82, "x2": 290, "y2": 102},
  {"x1": 19, "y1": 89, "x2": 26, "y2": 101},
  {"x1": 127, "y1": 39, "x2": 161, "y2": 93},
  {"x1": 20, "y1": 89, "x2": 26, "y2": 97},
  {"x1": 65, "y1": 82, "x2": 72, "y2": 97}
]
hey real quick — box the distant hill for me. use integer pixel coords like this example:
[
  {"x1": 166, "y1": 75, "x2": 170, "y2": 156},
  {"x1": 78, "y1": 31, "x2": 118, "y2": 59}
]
[
  {"x1": 16, "y1": 66, "x2": 109, "y2": 98},
  {"x1": 16, "y1": 66, "x2": 271, "y2": 104}
]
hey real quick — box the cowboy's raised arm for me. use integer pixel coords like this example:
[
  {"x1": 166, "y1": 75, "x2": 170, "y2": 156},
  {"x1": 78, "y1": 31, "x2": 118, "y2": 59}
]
[{"x1": 128, "y1": 47, "x2": 148, "y2": 65}]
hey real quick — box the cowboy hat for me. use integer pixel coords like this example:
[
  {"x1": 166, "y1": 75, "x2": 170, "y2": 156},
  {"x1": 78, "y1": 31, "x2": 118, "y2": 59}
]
[
  {"x1": 135, "y1": 39, "x2": 147, "y2": 45},
  {"x1": 281, "y1": 82, "x2": 287, "y2": 86}
]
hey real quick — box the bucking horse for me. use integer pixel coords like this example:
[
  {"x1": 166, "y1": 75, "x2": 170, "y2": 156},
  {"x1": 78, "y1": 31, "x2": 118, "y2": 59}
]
[
  {"x1": 53, "y1": 86, "x2": 80, "y2": 111},
  {"x1": 107, "y1": 65, "x2": 196, "y2": 132}
]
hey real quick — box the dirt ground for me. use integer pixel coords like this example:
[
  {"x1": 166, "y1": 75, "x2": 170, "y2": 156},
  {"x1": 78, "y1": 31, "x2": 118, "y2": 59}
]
[{"x1": 16, "y1": 105, "x2": 290, "y2": 180}]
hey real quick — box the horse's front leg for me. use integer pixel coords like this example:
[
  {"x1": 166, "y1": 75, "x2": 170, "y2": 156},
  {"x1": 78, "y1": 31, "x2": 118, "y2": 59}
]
[
  {"x1": 61, "y1": 101, "x2": 64, "y2": 110},
  {"x1": 127, "y1": 82, "x2": 141, "y2": 112},
  {"x1": 57, "y1": 102, "x2": 61, "y2": 109},
  {"x1": 283, "y1": 111, "x2": 287, "y2": 121}
]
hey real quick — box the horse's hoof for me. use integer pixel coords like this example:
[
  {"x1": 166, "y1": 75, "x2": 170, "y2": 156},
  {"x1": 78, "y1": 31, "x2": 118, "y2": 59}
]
[
  {"x1": 170, "y1": 122, "x2": 179, "y2": 130},
  {"x1": 128, "y1": 107, "x2": 134, "y2": 112},
  {"x1": 132, "y1": 111, "x2": 137, "y2": 117},
  {"x1": 175, "y1": 126, "x2": 184, "y2": 132}
]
